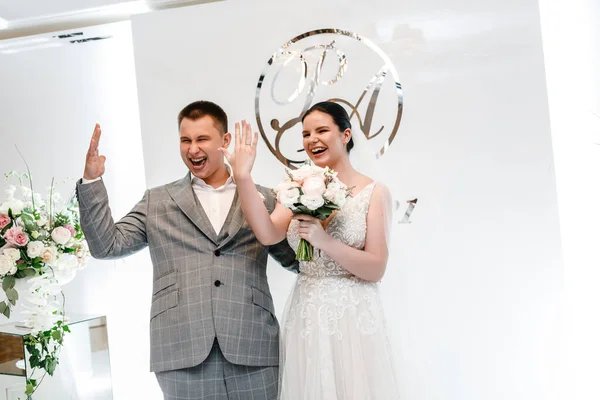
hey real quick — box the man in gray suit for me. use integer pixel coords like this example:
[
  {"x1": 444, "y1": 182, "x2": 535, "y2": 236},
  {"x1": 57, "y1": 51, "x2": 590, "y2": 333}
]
[{"x1": 77, "y1": 101, "x2": 298, "y2": 399}]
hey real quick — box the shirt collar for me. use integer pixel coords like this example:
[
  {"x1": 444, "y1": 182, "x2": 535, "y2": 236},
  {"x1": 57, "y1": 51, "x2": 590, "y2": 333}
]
[{"x1": 191, "y1": 165, "x2": 235, "y2": 190}]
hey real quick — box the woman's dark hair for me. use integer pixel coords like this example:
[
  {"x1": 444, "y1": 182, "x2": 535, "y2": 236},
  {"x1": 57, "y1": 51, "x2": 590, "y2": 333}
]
[{"x1": 302, "y1": 101, "x2": 354, "y2": 153}]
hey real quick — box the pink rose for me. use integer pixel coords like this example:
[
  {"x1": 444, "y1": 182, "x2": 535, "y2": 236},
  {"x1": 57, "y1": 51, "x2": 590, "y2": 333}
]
[
  {"x1": 291, "y1": 164, "x2": 314, "y2": 185},
  {"x1": 3, "y1": 226, "x2": 29, "y2": 247},
  {"x1": 63, "y1": 225, "x2": 77, "y2": 237},
  {"x1": 0, "y1": 214, "x2": 10, "y2": 229}
]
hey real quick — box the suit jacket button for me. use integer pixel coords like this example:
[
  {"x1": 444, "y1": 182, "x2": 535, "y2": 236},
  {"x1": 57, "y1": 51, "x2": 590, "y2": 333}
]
[
  {"x1": 214, "y1": 280, "x2": 222, "y2": 287},
  {"x1": 214, "y1": 249, "x2": 221, "y2": 257}
]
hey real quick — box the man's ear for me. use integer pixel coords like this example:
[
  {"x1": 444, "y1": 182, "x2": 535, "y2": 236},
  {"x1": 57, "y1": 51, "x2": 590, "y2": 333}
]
[{"x1": 222, "y1": 132, "x2": 232, "y2": 148}]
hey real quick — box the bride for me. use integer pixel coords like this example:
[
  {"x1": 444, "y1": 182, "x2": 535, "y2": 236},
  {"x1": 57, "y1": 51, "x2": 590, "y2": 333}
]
[{"x1": 221, "y1": 101, "x2": 400, "y2": 399}]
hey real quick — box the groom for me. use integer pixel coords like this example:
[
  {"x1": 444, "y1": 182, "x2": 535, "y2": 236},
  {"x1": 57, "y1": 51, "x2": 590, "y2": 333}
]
[{"x1": 76, "y1": 100, "x2": 298, "y2": 399}]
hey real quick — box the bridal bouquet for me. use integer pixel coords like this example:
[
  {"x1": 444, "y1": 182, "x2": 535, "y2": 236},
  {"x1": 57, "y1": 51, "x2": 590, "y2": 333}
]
[
  {"x1": 0, "y1": 170, "x2": 89, "y2": 397},
  {"x1": 275, "y1": 164, "x2": 351, "y2": 261}
]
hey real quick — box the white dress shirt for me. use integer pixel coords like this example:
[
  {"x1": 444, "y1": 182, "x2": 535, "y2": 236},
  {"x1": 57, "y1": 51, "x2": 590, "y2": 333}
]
[
  {"x1": 82, "y1": 170, "x2": 236, "y2": 234},
  {"x1": 190, "y1": 173, "x2": 236, "y2": 234}
]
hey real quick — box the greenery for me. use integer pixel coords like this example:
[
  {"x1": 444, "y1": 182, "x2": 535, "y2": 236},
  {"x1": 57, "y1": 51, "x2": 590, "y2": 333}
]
[{"x1": 23, "y1": 315, "x2": 70, "y2": 398}]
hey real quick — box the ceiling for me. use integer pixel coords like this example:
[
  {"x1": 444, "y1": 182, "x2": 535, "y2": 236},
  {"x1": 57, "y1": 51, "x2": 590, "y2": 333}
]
[{"x1": 0, "y1": 0, "x2": 218, "y2": 40}]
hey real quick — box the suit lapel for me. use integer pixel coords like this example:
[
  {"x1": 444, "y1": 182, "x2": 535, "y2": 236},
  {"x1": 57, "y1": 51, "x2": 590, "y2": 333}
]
[
  {"x1": 216, "y1": 190, "x2": 244, "y2": 248},
  {"x1": 166, "y1": 174, "x2": 218, "y2": 244}
]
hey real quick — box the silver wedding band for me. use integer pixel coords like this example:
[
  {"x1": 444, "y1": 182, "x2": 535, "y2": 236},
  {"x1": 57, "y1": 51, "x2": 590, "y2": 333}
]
[{"x1": 245, "y1": 142, "x2": 251, "y2": 145}]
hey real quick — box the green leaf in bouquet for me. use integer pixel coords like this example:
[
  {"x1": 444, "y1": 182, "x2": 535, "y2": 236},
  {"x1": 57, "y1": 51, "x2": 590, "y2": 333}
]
[
  {"x1": 45, "y1": 356, "x2": 58, "y2": 375},
  {"x1": 0, "y1": 237, "x2": 5, "y2": 247},
  {"x1": 20, "y1": 213, "x2": 37, "y2": 231},
  {"x1": 51, "y1": 330, "x2": 62, "y2": 341},
  {"x1": 15, "y1": 268, "x2": 36, "y2": 278},
  {"x1": 63, "y1": 325, "x2": 71, "y2": 333},
  {"x1": 2, "y1": 275, "x2": 16, "y2": 291},
  {"x1": 292, "y1": 205, "x2": 313, "y2": 215},
  {"x1": 315, "y1": 209, "x2": 332, "y2": 220},
  {"x1": 8, "y1": 208, "x2": 14, "y2": 219},
  {"x1": 6, "y1": 287, "x2": 19, "y2": 303},
  {"x1": 20, "y1": 212, "x2": 34, "y2": 224},
  {"x1": 1, "y1": 301, "x2": 10, "y2": 318},
  {"x1": 323, "y1": 203, "x2": 340, "y2": 210},
  {"x1": 25, "y1": 383, "x2": 35, "y2": 396},
  {"x1": 53, "y1": 212, "x2": 70, "y2": 228}
]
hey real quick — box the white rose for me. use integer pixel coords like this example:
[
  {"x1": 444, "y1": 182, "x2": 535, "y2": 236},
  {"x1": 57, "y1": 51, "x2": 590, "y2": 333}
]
[
  {"x1": 27, "y1": 241, "x2": 45, "y2": 258},
  {"x1": 51, "y1": 227, "x2": 71, "y2": 245},
  {"x1": 36, "y1": 215, "x2": 48, "y2": 227},
  {"x1": 3, "y1": 248, "x2": 21, "y2": 263},
  {"x1": 0, "y1": 254, "x2": 15, "y2": 276},
  {"x1": 291, "y1": 164, "x2": 323, "y2": 185},
  {"x1": 0, "y1": 200, "x2": 24, "y2": 215},
  {"x1": 323, "y1": 181, "x2": 342, "y2": 202},
  {"x1": 300, "y1": 195, "x2": 325, "y2": 210},
  {"x1": 279, "y1": 188, "x2": 300, "y2": 209},
  {"x1": 41, "y1": 246, "x2": 58, "y2": 265},
  {"x1": 334, "y1": 192, "x2": 348, "y2": 208},
  {"x1": 302, "y1": 176, "x2": 326, "y2": 197},
  {"x1": 291, "y1": 164, "x2": 313, "y2": 180}
]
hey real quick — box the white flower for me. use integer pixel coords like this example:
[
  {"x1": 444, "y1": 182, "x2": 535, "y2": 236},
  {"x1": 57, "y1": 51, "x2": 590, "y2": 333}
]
[
  {"x1": 3, "y1": 248, "x2": 21, "y2": 263},
  {"x1": 290, "y1": 164, "x2": 313, "y2": 183},
  {"x1": 0, "y1": 254, "x2": 16, "y2": 276},
  {"x1": 51, "y1": 227, "x2": 71, "y2": 245},
  {"x1": 56, "y1": 254, "x2": 78, "y2": 271},
  {"x1": 276, "y1": 181, "x2": 300, "y2": 209},
  {"x1": 27, "y1": 241, "x2": 45, "y2": 258},
  {"x1": 40, "y1": 246, "x2": 58, "y2": 265},
  {"x1": 323, "y1": 184, "x2": 339, "y2": 202},
  {"x1": 0, "y1": 199, "x2": 25, "y2": 215},
  {"x1": 302, "y1": 176, "x2": 326, "y2": 197},
  {"x1": 36, "y1": 215, "x2": 48, "y2": 227},
  {"x1": 75, "y1": 242, "x2": 89, "y2": 267},
  {"x1": 300, "y1": 195, "x2": 325, "y2": 210},
  {"x1": 323, "y1": 181, "x2": 348, "y2": 207},
  {"x1": 334, "y1": 191, "x2": 348, "y2": 208}
]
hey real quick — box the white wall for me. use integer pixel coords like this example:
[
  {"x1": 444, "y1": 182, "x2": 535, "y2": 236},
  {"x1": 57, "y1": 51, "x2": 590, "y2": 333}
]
[
  {"x1": 0, "y1": 22, "x2": 161, "y2": 400},
  {"x1": 539, "y1": 0, "x2": 600, "y2": 399},
  {"x1": 130, "y1": 0, "x2": 563, "y2": 399}
]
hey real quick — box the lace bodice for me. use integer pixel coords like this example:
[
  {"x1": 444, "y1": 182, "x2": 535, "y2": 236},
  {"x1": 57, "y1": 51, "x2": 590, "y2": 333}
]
[{"x1": 287, "y1": 182, "x2": 376, "y2": 277}]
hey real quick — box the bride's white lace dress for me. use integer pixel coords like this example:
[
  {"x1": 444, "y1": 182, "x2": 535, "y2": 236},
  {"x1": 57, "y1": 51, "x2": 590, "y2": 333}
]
[{"x1": 279, "y1": 182, "x2": 400, "y2": 399}]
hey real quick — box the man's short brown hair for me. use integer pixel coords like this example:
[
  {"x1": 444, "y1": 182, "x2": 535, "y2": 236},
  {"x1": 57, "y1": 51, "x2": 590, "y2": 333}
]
[{"x1": 177, "y1": 100, "x2": 228, "y2": 134}]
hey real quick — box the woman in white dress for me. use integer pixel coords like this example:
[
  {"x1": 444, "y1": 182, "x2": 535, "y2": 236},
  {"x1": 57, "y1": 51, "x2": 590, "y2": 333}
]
[{"x1": 221, "y1": 101, "x2": 400, "y2": 399}]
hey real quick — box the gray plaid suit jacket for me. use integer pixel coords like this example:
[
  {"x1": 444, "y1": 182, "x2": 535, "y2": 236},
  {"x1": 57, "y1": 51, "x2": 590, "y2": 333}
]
[{"x1": 76, "y1": 174, "x2": 298, "y2": 373}]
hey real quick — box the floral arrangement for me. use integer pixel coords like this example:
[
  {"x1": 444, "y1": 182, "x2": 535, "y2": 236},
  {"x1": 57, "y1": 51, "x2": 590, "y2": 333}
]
[
  {"x1": 0, "y1": 169, "x2": 89, "y2": 398},
  {"x1": 275, "y1": 163, "x2": 351, "y2": 261}
]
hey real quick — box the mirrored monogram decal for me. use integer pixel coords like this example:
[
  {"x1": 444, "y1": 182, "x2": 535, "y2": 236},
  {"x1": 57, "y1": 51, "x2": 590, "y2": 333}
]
[{"x1": 255, "y1": 28, "x2": 403, "y2": 168}]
